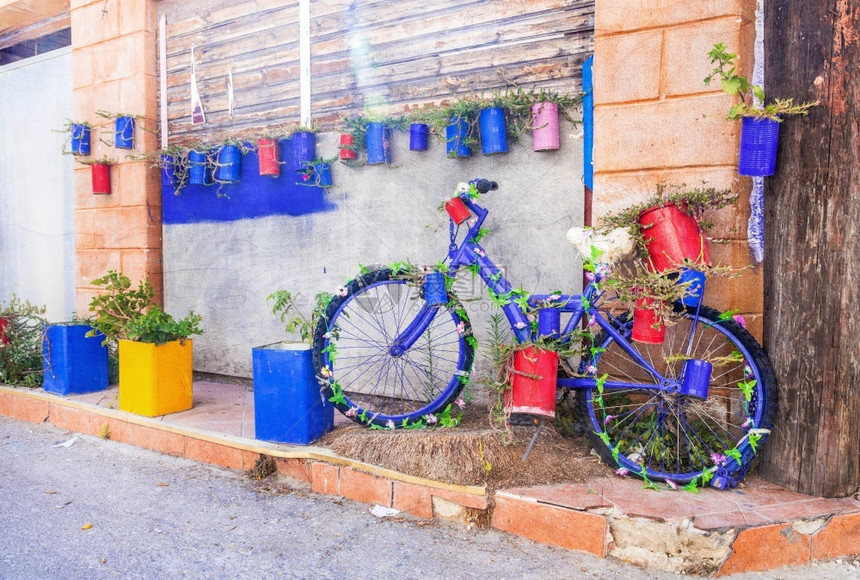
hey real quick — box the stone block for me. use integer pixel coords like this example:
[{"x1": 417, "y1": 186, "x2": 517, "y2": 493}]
[
  {"x1": 311, "y1": 462, "x2": 339, "y2": 496},
  {"x1": 338, "y1": 468, "x2": 392, "y2": 506},
  {"x1": 393, "y1": 481, "x2": 433, "y2": 519},
  {"x1": 132, "y1": 423, "x2": 185, "y2": 456},
  {"x1": 76, "y1": 249, "x2": 122, "y2": 288},
  {"x1": 594, "y1": 95, "x2": 738, "y2": 173},
  {"x1": 596, "y1": 0, "x2": 753, "y2": 35},
  {"x1": 594, "y1": 30, "x2": 662, "y2": 104},
  {"x1": 185, "y1": 438, "x2": 244, "y2": 470},
  {"x1": 716, "y1": 523, "x2": 811, "y2": 575}
]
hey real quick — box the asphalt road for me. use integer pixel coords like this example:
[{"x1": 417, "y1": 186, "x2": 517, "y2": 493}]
[{"x1": 0, "y1": 416, "x2": 857, "y2": 580}]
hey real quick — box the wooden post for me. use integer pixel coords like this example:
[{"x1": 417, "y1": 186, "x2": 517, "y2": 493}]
[{"x1": 758, "y1": 0, "x2": 860, "y2": 497}]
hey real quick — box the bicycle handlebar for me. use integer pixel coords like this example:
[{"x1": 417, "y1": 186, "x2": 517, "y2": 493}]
[{"x1": 471, "y1": 179, "x2": 498, "y2": 194}]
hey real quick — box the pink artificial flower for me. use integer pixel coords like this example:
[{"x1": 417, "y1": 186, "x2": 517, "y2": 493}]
[
  {"x1": 514, "y1": 321, "x2": 528, "y2": 329},
  {"x1": 666, "y1": 479, "x2": 678, "y2": 491},
  {"x1": 302, "y1": 173, "x2": 310, "y2": 181},
  {"x1": 586, "y1": 365, "x2": 598, "y2": 374},
  {"x1": 320, "y1": 366, "x2": 332, "y2": 378},
  {"x1": 474, "y1": 248, "x2": 485, "y2": 257},
  {"x1": 710, "y1": 452, "x2": 727, "y2": 465},
  {"x1": 741, "y1": 417, "x2": 752, "y2": 429},
  {"x1": 548, "y1": 293, "x2": 561, "y2": 302},
  {"x1": 743, "y1": 365, "x2": 753, "y2": 377},
  {"x1": 454, "y1": 398, "x2": 466, "y2": 409},
  {"x1": 587, "y1": 315, "x2": 597, "y2": 327},
  {"x1": 455, "y1": 321, "x2": 466, "y2": 334},
  {"x1": 386, "y1": 420, "x2": 396, "y2": 430},
  {"x1": 335, "y1": 286, "x2": 348, "y2": 297},
  {"x1": 345, "y1": 407, "x2": 358, "y2": 418},
  {"x1": 732, "y1": 314, "x2": 747, "y2": 328},
  {"x1": 425, "y1": 413, "x2": 438, "y2": 425},
  {"x1": 615, "y1": 468, "x2": 629, "y2": 478},
  {"x1": 585, "y1": 272, "x2": 596, "y2": 281},
  {"x1": 604, "y1": 415, "x2": 616, "y2": 425}
]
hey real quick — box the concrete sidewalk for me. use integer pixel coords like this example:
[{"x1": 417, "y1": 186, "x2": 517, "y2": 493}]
[{"x1": 1, "y1": 381, "x2": 857, "y2": 576}]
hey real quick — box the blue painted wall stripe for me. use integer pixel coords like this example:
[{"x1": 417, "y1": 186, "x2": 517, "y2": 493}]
[
  {"x1": 162, "y1": 138, "x2": 336, "y2": 225},
  {"x1": 583, "y1": 55, "x2": 594, "y2": 191}
]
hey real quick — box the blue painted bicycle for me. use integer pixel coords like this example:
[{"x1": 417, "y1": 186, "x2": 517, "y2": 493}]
[{"x1": 313, "y1": 179, "x2": 776, "y2": 488}]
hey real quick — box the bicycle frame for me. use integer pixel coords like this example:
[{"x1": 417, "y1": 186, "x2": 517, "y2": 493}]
[{"x1": 392, "y1": 190, "x2": 710, "y2": 398}]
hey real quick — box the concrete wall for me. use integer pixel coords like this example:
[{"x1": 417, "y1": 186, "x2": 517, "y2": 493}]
[
  {"x1": 165, "y1": 126, "x2": 584, "y2": 378},
  {"x1": 0, "y1": 48, "x2": 75, "y2": 321}
]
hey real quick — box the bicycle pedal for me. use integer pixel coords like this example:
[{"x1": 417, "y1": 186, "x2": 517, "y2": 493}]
[{"x1": 507, "y1": 413, "x2": 541, "y2": 427}]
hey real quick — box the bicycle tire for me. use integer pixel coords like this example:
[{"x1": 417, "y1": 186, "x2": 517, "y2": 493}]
[
  {"x1": 577, "y1": 305, "x2": 776, "y2": 487},
  {"x1": 312, "y1": 268, "x2": 474, "y2": 428}
]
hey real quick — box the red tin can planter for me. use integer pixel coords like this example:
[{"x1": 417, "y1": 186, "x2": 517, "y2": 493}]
[
  {"x1": 0, "y1": 316, "x2": 10, "y2": 345},
  {"x1": 505, "y1": 347, "x2": 558, "y2": 419},
  {"x1": 532, "y1": 102, "x2": 560, "y2": 151},
  {"x1": 257, "y1": 138, "x2": 280, "y2": 177},
  {"x1": 631, "y1": 298, "x2": 666, "y2": 344},
  {"x1": 91, "y1": 163, "x2": 112, "y2": 194},
  {"x1": 444, "y1": 197, "x2": 471, "y2": 225},
  {"x1": 639, "y1": 203, "x2": 710, "y2": 272},
  {"x1": 339, "y1": 134, "x2": 357, "y2": 160}
]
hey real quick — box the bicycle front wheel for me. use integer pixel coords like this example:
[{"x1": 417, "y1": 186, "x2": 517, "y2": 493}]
[
  {"x1": 578, "y1": 305, "x2": 776, "y2": 487},
  {"x1": 312, "y1": 268, "x2": 474, "y2": 427}
]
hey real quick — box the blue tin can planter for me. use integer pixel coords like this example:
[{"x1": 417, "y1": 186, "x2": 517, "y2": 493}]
[
  {"x1": 479, "y1": 107, "x2": 508, "y2": 155},
  {"x1": 678, "y1": 268, "x2": 706, "y2": 307},
  {"x1": 160, "y1": 154, "x2": 177, "y2": 189},
  {"x1": 446, "y1": 119, "x2": 471, "y2": 158},
  {"x1": 315, "y1": 163, "x2": 333, "y2": 187},
  {"x1": 423, "y1": 272, "x2": 447, "y2": 306},
  {"x1": 42, "y1": 324, "x2": 109, "y2": 396},
  {"x1": 114, "y1": 116, "x2": 135, "y2": 149},
  {"x1": 252, "y1": 342, "x2": 334, "y2": 445},
  {"x1": 70, "y1": 124, "x2": 91, "y2": 155},
  {"x1": 739, "y1": 117, "x2": 780, "y2": 177},
  {"x1": 366, "y1": 122, "x2": 391, "y2": 164},
  {"x1": 681, "y1": 359, "x2": 713, "y2": 399},
  {"x1": 188, "y1": 150, "x2": 212, "y2": 185},
  {"x1": 292, "y1": 131, "x2": 316, "y2": 171},
  {"x1": 409, "y1": 123, "x2": 429, "y2": 151},
  {"x1": 215, "y1": 145, "x2": 242, "y2": 183}
]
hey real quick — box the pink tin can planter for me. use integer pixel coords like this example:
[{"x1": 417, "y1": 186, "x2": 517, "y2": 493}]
[{"x1": 531, "y1": 102, "x2": 560, "y2": 151}]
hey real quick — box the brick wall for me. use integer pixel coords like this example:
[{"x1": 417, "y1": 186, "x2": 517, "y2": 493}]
[
  {"x1": 592, "y1": 0, "x2": 762, "y2": 338},
  {"x1": 71, "y1": 0, "x2": 162, "y2": 311}
]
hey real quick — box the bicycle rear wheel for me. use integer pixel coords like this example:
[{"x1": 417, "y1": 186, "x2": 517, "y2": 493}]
[
  {"x1": 578, "y1": 305, "x2": 776, "y2": 488},
  {"x1": 312, "y1": 268, "x2": 474, "y2": 428}
]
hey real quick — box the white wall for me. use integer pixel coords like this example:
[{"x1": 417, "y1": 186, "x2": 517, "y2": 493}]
[
  {"x1": 165, "y1": 120, "x2": 585, "y2": 378},
  {"x1": 0, "y1": 48, "x2": 75, "y2": 321}
]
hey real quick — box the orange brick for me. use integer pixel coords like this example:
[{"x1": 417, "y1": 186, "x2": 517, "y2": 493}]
[
  {"x1": 812, "y1": 513, "x2": 860, "y2": 560},
  {"x1": 492, "y1": 495, "x2": 607, "y2": 557},
  {"x1": 48, "y1": 404, "x2": 101, "y2": 436},
  {"x1": 594, "y1": 30, "x2": 662, "y2": 104},
  {"x1": 311, "y1": 462, "x2": 339, "y2": 495},
  {"x1": 132, "y1": 424, "x2": 184, "y2": 456},
  {"x1": 339, "y1": 468, "x2": 392, "y2": 506},
  {"x1": 115, "y1": 162, "x2": 162, "y2": 208},
  {"x1": 118, "y1": 0, "x2": 156, "y2": 36},
  {"x1": 75, "y1": 166, "x2": 121, "y2": 209},
  {"x1": 75, "y1": 288, "x2": 102, "y2": 318},
  {"x1": 393, "y1": 481, "x2": 434, "y2": 519},
  {"x1": 663, "y1": 19, "x2": 754, "y2": 98},
  {"x1": 76, "y1": 250, "x2": 122, "y2": 288},
  {"x1": 92, "y1": 32, "x2": 157, "y2": 85},
  {"x1": 592, "y1": 168, "x2": 742, "y2": 220},
  {"x1": 11, "y1": 397, "x2": 50, "y2": 424},
  {"x1": 76, "y1": 206, "x2": 160, "y2": 250},
  {"x1": 120, "y1": 75, "x2": 159, "y2": 122},
  {"x1": 73, "y1": 81, "x2": 121, "y2": 122},
  {"x1": 71, "y1": 1, "x2": 120, "y2": 48},
  {"x1": 594, "y1": 95, "x2": 738, "y2": 173},
  {"x1": 72, "y1": 45, "x2": 94, "y2": 90},
  {"x1": 717, "y1": 524, "x2": 811, "y2": 576},
  {"x1": 275, "y1": 457, "x2": 313, "y2": 483},
  {"x1": 595, "y1": 0, "x2": 753, "y2": 35},
  {"x1": 105, "y1": 417, "x2": 133, "y2": 444},
  {"x1": 120, "y1": 249, "x2": 162, "y2": 283},
  {"x1": 185, "y1": 438, "x2": 244, "y2": 470},
  {"x1": 431, "y1": 487, "x2": 488, "y2": 510}
]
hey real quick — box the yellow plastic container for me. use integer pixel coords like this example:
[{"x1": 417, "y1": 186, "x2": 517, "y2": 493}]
[{"x1": 118, "y1": 339, "x2": 193, "y2": 417}]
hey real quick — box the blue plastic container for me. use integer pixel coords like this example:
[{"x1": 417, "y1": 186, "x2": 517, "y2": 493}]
[
  {"x1": 409, "y1": 123, "x2": 429, "y2": 151},
  {"x1": 479, "y1": 107, "x2": 508, "y2": 155},
  {"x1": 70, "y1": 124, "x2": 91, "y2": 155},
  {"x1": 292, "y1": 131, "x2": 316, "y2": 171},
  {"x1": 114, "y1": 116, "x2": 135, "y2": 149},
  {"x1": 160, "y1": 155, "x2": 176, "y2": 189},
  {"x1": 42, "y1": 324, "x2": 109, "y2": 396},
  {"x1": 739, "y1": 117, "x2": 779, "y2": 177},
  {"x1": 538, "y1": 308, "x2": 560, "y2": 340},
  {"x1": 678, "y1": 268, "x2": 706, "y2": 307},
  {"x1": 188, "y1": 150, "x2": 212, "y2": 185},
  {"x1": 423, "y1": 272, "x2": 447, "y2": 306},
  {"x1": 445, "y1": 119, "x2": 471, "y2": 158},
  {"x1": 314, "y1": 163, "x2": 333, "y2": 187},
  {"x1": 216, "y1": 145, "x2": 242, "y2": 183},
  {"x1": 252, "y1": 343, "x2": 334, "y2": 444},
  {"x1": 366, "y1": 122, "x2": 391, "y2": 165}
]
